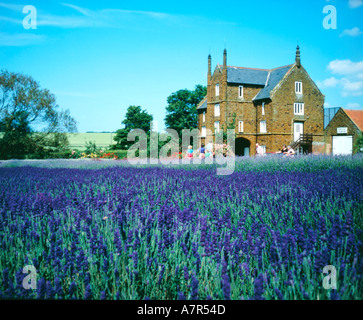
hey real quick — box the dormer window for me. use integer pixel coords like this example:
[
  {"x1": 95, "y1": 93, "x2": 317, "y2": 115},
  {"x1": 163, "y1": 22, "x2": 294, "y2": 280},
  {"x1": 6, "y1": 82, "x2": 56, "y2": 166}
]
[
  {"x1": 215, "y1": 84, "x2": 220, "y2": 96},
  {"x1": 295, "y1": 81, "x2": 302, "y2": 94}
]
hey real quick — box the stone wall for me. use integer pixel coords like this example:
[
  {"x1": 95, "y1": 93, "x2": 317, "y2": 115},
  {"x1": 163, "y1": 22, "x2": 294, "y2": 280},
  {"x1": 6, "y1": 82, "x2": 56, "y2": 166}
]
[
  {"x1": 198, "y1": 53, "x2": 325, "y2": 156},
  {"x1": 324, "y1": 108, "x2": 361, "y2": 153}
]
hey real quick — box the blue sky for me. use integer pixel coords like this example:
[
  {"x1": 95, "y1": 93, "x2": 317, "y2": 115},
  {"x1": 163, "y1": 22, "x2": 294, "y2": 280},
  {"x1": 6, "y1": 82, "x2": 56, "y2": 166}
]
[{"x1": 1, "y1": 0, "x2": 362, "y2": 132}]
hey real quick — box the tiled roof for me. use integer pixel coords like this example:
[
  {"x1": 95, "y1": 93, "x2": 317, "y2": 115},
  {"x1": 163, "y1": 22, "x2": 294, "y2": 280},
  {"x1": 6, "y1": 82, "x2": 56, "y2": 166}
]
[
  {"x1": 221, "y1": 64, "x2": 293, "y2": 100},
  {"x1": 253, "y1": 65, "x2": 293, "y2": 101},
  {"x1": 197, "y1": 97, "x2": 207, "y2": 110},
  {"x1": 227, "y1": 66, "x2": 269, "y2": 86},
  {"x1": 344, "y1": 109, "x2": 363, "y2": 131},
  {"x1": 201, "y1": 63, "x2": 294, "y2": 106}
]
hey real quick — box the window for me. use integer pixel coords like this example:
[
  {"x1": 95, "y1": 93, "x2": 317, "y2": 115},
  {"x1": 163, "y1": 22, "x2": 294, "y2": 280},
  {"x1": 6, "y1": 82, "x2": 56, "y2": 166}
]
[
  {"x1": 214, "y1": 121, "x2": 220, "y2": 133},
  {"x1": 262, "y1": 102, "x2": 265, "y2": 116},
  {"x1": 214, "y1": 104, "x2": 220, "y2": 117},
  {"x1": 202, "y1": 111, "x2": 205, "y2": 123},
  {"x1": 215, "y1": 84, "x2": 219, "y2": 96},
  {"x1": 238, "y1": 120, "x2": 244, "y2": 133},
  {"x1": 295, "y1": 81, "x2": 302, "y2": 94},
  {"x1": 260, "y1": 120, "x2": 266, "y2": 133},
  {"x1": 201, "y1": 126, "x2": 206, "y2": 137},
  {"x1": 238, "y1": 85, "x2": 244, "y2": 98},
  {"x1": 294, "y1": 103, "x2": 304, "y2": 115}
]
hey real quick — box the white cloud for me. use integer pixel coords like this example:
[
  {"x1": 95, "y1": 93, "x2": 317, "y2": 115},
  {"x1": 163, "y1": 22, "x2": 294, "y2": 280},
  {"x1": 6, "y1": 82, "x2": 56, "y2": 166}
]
[
  {"x1": 0, "y1": 16, "x2": 22, "y2": 24},
  {"x1": 318, "y1": 77, "x2": 363, "y2": 94},
  {"x1": 0, "y1": 32, "x2": 45, "y2": 46},
  {"x1": 341, "y1": 78, "x2": 363, "y2": 92},
  {"x1": 348, "y1": 0, "x2": 363, "y2": 8},
  {"x1": 327, "y1": 59, "x2": 363, "y2": 75},
  {"x1": 0, "y1": 2, "x2": 227, "y2": 30},
  {"x1": 319, "y1": 77, "x2": 340, "y2": 88},
  {"x1": 342, "y1": 91, "x2": 363, "y2": 97},
  {"x1": 346, "y1": 102, "x2": 362, "y2": 109},
  {"x1": 40, "y1": 3, "x2": 176, "y2": 28},
  {"x1": 0, "y1": 2, "x2": 176, "y2": 28},
  {"x1": 61, "y1": 3, "x2": 94, "y2": 17},
  {"x1": 340, "y1": 27, "x2": 363, "y2": 37},
  {"x1": 320, "y1": 59, "x2": 363, "y2": 97},
  {"x1": 0, "y1": 2, "x2": 24, "y2": 11}
]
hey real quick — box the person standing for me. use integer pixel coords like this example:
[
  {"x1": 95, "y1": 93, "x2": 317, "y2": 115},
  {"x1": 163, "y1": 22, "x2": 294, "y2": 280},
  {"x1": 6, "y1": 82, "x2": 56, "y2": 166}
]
[
  {"x1": 199, "y1": 143, "x2": 206, "y2": 159},
  {"x1": 187, "y1": 145, "x2": 193, "y2": 158},
  {"x1": 256, "y1": 143, "x2": 263, "y2": 157},
  {"x1": 206, "y1": 140, "x2": 214, "y2": 157}
]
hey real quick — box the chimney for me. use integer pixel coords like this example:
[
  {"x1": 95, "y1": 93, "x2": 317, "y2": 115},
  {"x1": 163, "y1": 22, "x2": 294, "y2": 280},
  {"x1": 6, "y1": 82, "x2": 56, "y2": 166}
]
[
  {"x1": 295, "y1": 45, "x2": 301, "y2": 68},
  {"x1": 222, "y1": 48, "x2": 227, "y2": 82},
  {"x1": 208, "y1": 54, "x2": 211, "y2": 80},
  {"x1": 223, "y1": 48, "x2": 227, "y2": 68}
]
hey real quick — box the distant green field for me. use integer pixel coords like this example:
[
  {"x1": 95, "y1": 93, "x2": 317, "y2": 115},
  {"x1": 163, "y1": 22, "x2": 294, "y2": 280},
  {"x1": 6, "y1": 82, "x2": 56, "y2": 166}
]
[
  {"x1": 67, "y1": 133, "x2": 117, "y2": 150},
  {"x1": 0, "y1": 132, "x2": 117, "y2": 151}
]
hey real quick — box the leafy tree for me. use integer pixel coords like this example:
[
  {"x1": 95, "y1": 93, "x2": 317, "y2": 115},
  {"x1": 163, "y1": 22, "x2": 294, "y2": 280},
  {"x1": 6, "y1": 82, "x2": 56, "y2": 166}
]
[
  {"x1": 122, "y1": 105, "x2": 154, "y2": 133},
  {"x1": 84, "y1": 140, "x2": 99, "y2": 154},
  {"x1": 0, "y1": 70, "x2": 77, "y2": 159},
  {"x1": 221, "y1": 112, "x2": 237, "y2": 143},
  {"x1": 113, "y1": 105, "x2": 153, "y2": 149},
  {"x1": 164, "y1": 84, "x2": 207, "y2": 137},
  {"x1": 353, "y1": 133, "x2": 363, "y2": 153}
]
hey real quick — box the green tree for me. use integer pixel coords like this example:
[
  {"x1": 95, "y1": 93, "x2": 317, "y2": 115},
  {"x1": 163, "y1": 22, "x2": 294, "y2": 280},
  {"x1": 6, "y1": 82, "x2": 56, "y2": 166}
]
[
  {"x1": 0, "y1": 70, "x2": 77, "y2": 159},
  {"x1": 221, "y1": 112, "x2": 237, "y2": 143},
  {"x1": 84, "y1": 140, "x2": 99, "y2": 154},
  {"x1": 353, "y1": 133, "x2": 363, "y2": 153},
  {"x1": 113, "y1": 105, "x2": 153, "y2": 149},
  {"x1": 164, "y1": 84, "x2": 207, "y2": 137}
]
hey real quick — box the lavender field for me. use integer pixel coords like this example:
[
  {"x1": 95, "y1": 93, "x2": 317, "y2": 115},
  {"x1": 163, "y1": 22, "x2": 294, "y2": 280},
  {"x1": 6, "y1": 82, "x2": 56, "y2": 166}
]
[{"x1": 0, "y1": 155, "x2": 362, "y2": 300}]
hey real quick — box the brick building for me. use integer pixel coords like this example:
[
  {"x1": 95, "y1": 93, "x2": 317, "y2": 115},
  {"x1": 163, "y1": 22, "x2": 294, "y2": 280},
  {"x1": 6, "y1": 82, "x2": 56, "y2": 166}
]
[
  {"x1": 324, "y1": 108, "x2": 363, "y2": 155},
  {"x1": 197, "y1": 47, "x2": 325, "y2": 156}
]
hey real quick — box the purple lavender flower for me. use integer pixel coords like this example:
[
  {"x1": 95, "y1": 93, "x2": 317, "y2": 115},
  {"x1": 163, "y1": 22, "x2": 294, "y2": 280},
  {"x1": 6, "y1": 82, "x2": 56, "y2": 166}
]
[
  {"x1": 274, "y1": 288, "x2": 284, "y2": 300},
  {"x1": 222, "y1": 273, "x2": 231, "y2": 300},
  {"x1": 46, "y1": 281, "x2": 55, "y2": 299},
  {"x1": 132, "y1": 251, "x2": 138, "y2": 270},
  {"x1": 37, "y1": 278, "x2": 46, "y2": 300},
  {"x1": 178, "y1": 292, "x2": 186, "y2": 300},
  {"x1": 103, "y1": 257, "x2": 109, "y2": 274},
  {"x1": 2, "y1": 268, "x2": 15, "y2": 298},
  {"x1": 84, "y1": 284, "x2": 93, "y2": 300},
  {"x1": 158, "y1": 265, "x2": 165, "y2": 286},
  {"x1": 183, "y1": 266, "x2": 189, "y2": 282},
  {"x1": 68, "y1": 281, "x2": 77, "y2": 299},
  {"x1": 191, "y1": 274, "x2": 199, "y2": 300},
  {"x1": 100, "y1": 290, "x2": 106, "y2": 300},
  {"x1": 54, "y1": 277, "x2": 63, "y2": 299},
  {"x1": 253, "y1": 273, "x2": 265, "y2": 300}
]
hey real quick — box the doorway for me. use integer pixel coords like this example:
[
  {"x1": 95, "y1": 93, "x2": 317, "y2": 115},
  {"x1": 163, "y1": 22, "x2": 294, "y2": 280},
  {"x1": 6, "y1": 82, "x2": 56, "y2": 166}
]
[
  {"x1": 235, "y1": 137, "x2": 251, "y2": 156},
  {"x1": 294, "y1": 122, "x2": 304, "y2": 141}
]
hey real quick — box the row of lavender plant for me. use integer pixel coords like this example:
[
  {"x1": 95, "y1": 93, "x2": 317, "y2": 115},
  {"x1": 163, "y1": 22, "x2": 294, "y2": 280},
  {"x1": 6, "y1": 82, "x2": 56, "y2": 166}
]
[
  {"x1": 0, "y1": 161, "x2": 362, "y2": 299},
  {"x1": 1, "y1": 154, "x2": 363, "y2": 173}
]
